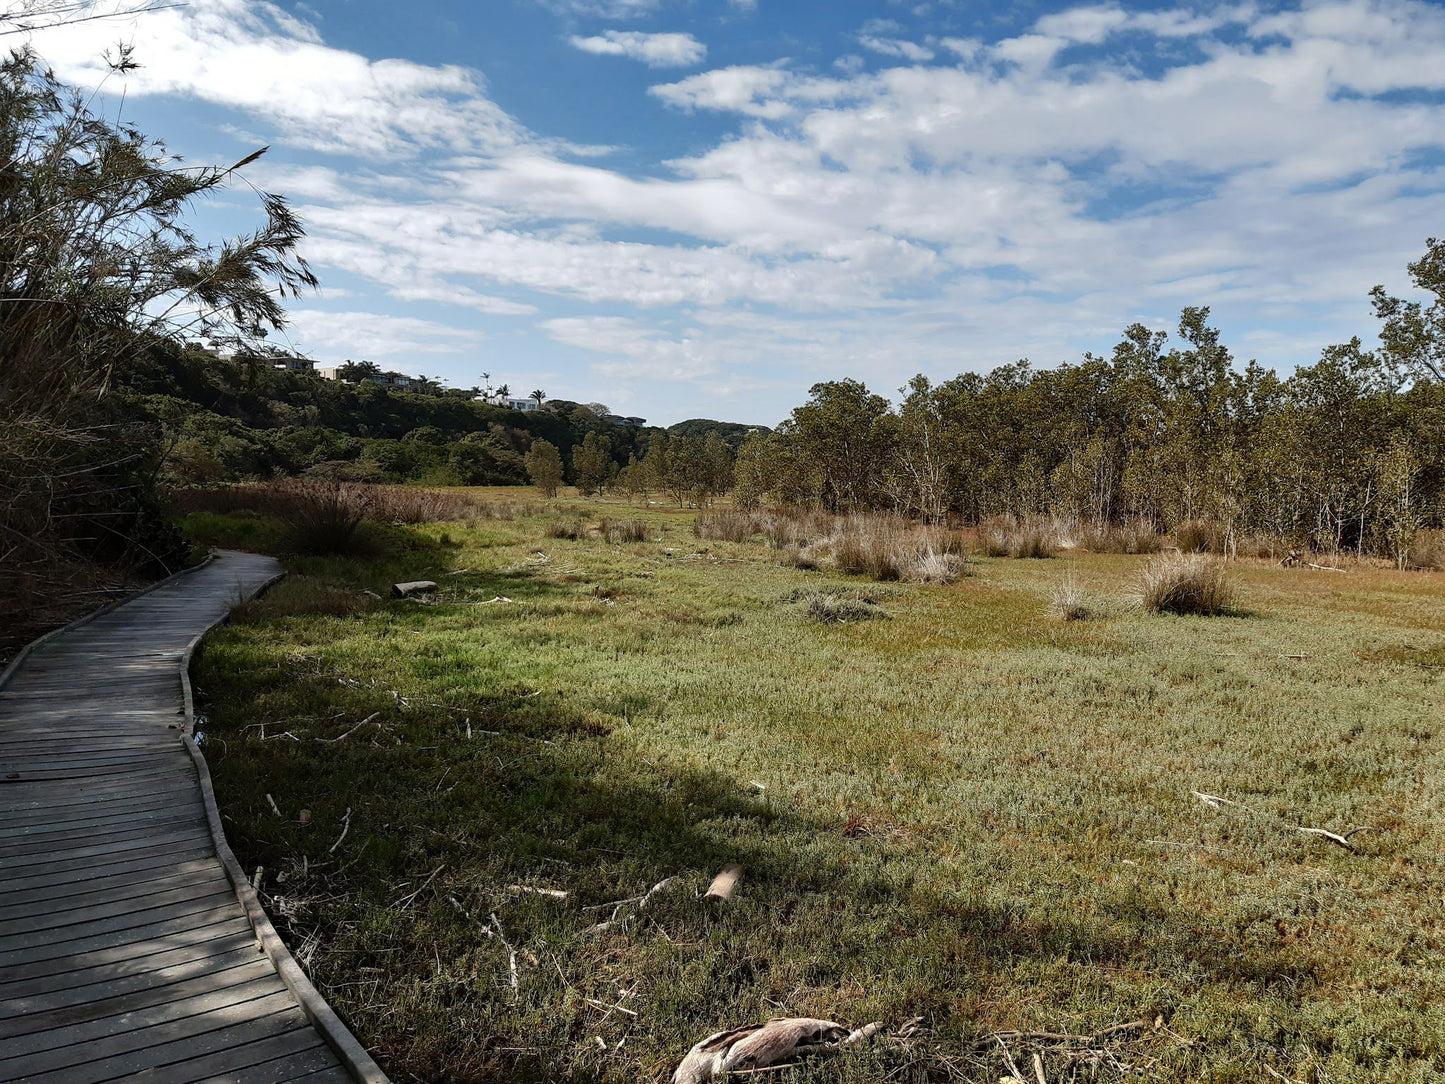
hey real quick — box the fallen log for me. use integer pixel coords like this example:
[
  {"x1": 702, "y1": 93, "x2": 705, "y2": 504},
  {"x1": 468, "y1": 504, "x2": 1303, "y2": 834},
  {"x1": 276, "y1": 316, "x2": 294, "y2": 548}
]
[
  {"x1": 391, "y1": 580, "x2": 438, "y2": 598},
  {"x1": 671, "y1": 1018, "x2": 881, "y2": 1083}
]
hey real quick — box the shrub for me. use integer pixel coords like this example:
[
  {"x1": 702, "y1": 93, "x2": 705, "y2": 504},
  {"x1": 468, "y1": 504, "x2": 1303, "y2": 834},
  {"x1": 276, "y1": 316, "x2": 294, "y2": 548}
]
[
  {"x1": 833, "y1": 517, "x2": 906, "y2": 580},
  {"x1": 1138, "y1": 553, "x2": 1236, "y2": 615},
  {"x1": 276, "y1": 480, "x2": 375, "y2": 556},
  {"x1": 369, "y1": 487, "x2": 478, "y2": 524},
  {"x1": 694, "y1": 510, "x2": 760, "y2": 542},
  {"x1": 980, "y1": 516, "x2": 1057, "y2": 558},
  {"x1": 1398, "y1": 529, "x2": 1445, "y2": 571},
  {"x1": 603, "y1": 518, "x2": 648, "y2": 544},
  {"x1": 763, "y1": 508, "x2": 833, "y2": 550},
  {"x1": 1074, "y1": 519, "x2": 1163, "y2": 554}
]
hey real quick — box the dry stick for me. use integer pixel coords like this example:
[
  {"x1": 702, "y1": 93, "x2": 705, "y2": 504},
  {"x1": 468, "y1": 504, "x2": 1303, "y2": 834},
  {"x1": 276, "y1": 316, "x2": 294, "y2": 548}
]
[
  {"x1": 490, "y1": 913, "x2": 519, "y2": 996},
  {"x1": 1033, "y1": 1051, "x2": 1049, "y2": 1084},
  {"x1": 508, "y1": 884, "x2": 571, "y2": 901},
  {"x1": 395, "y1": 865, "x2": 445, "y2": 912},
  {"x1": 265, "y1": 793, "x2": 283, "y2": 818},
  {"x1": 1192, "y1": 791, "x2": 1373, "y2": 852},
  {"x1": 328, "y1": 807, "x2": 352, "y2": 854},
  {"x1": 318, "y1": 712, "x2": 380, "y2": 743},
  {"x1": 584, "y1": 997, "x2": 639, "y2": 1018},
  {"x1": 584, "y1": 876, "x2": 679, "y2": 934}
]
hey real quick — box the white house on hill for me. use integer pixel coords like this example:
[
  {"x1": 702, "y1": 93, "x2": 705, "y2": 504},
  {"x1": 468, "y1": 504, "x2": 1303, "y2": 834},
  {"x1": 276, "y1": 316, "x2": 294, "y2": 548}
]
[{"x1": 477, "y1": 392, "x2": 540, "y2": 412}]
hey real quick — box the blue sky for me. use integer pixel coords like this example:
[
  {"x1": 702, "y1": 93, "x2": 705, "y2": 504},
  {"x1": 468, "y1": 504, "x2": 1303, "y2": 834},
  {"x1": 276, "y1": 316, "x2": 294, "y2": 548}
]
[{"x1": 23, "y1": 0, "x2": 1445, "y2": 425}]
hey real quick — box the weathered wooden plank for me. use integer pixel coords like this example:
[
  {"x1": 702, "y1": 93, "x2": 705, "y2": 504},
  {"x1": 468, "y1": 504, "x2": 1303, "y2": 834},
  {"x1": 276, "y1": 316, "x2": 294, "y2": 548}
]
[
  {"x1": 0, "y1": 931, "x2": 256, "y2": 1008},
  {"x1": 0, "y1": 816, "x2": 197, "y2": 859},
  {"x1": 0, "y1": 799, "x2": 201, "y2": 840},
  {"x1": 19, "y1": 1006, "x2": 309, "y2": 1084},
  {"x1": 0, "y1": 898, "x2": 240, "y2": 968},
  {"x1": 0, "y1": 988, "x2": 298, "y2": 1079},
  {"x1": 0, "y1": 876, "x2": 227, "y2": 938},
  {"x1": 143, "y1": 1029, "x2": 338, "y2": 1083},
  {"x1": 0, "y1": 798, "x2": 197, "y2": 841},
  {"x1": 284, "y1": 1063, "x2": 359, "y2": 1084},
  {"x1": 0, "y1": 774, "x2": 194, "y2": 811},
  {"x1": 0, "y1": 842, "x2": 217, "y2": 893},
  {"x1": 0, "y1": 825, "x2": 212, "y2": 871},
  {"x1": 0, "y1": 916, "x2": 252, "y2": 987},
  {"x1": 0, "y1": 863, "x2": 217, "y2": 922},
  {"x1": 0, "y1": 955, "x2": 276, "y2": 1041}
]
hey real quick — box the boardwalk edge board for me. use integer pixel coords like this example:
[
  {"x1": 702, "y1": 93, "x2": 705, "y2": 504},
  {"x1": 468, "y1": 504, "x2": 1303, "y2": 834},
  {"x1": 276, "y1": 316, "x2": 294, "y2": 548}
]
[
  {"x1": 174, "y1": 565, "x2": 391, "y2": 1084},
  {"x1": 183, "y1": 738, "x2": 389, "y2": 1083}
]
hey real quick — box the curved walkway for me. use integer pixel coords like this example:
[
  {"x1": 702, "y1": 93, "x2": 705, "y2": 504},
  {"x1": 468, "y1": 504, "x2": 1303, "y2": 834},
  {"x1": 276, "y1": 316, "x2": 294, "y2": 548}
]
[{"x1": 0, "y1": 552, "x2": 386, "y2": 1084}]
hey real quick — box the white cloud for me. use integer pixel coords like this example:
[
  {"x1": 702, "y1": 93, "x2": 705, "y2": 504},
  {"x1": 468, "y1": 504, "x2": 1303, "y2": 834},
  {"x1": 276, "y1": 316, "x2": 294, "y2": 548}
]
[
  {"x1": 283, "y1": 310, "x2": 484, "y2": 360},
  {"x1": 570, "y1": 30, "x2": 706, "y2": 67},
  {"x1": 858, "y1": 34, "x2": 936, "y2": 62},
  {"x1": 31, "y1": 0, "x2": 527, "y2": 157}
]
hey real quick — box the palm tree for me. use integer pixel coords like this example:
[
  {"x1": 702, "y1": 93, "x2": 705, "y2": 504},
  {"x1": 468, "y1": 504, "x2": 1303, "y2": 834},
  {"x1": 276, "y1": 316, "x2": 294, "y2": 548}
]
[{"x1": 530, "y1": 388, "x2": 546, "y2": 409}]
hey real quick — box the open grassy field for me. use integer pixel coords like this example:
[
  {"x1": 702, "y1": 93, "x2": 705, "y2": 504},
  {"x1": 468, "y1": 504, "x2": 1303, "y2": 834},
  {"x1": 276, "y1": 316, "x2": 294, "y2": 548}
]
[{"x1": 186, "y1": 490, "x2": 1445, "y2": 1084}]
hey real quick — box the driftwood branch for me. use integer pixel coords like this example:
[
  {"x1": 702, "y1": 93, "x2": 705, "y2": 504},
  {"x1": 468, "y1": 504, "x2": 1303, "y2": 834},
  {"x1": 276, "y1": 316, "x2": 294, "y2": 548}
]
[{"x1": 671, "y1": 1017, "x2": 883, "y2": 1084}]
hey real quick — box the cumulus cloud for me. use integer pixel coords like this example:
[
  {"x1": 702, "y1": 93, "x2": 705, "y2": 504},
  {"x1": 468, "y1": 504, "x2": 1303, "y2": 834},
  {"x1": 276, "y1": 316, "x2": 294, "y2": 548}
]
[{"x1": 569, "y1": 29, "x2": 706, "y2": 66}]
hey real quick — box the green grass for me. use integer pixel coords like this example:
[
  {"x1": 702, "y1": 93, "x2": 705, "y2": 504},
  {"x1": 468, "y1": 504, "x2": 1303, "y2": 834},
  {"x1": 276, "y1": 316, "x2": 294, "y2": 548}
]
[{"x1": 189, "y1": 491, "x2": 1445, "y2": 1083}]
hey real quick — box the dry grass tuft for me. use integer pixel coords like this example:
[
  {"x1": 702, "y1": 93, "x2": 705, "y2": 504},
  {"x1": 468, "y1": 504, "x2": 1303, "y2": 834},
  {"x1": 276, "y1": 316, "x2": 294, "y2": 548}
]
[
  {"x1": 903, "y1": 550, "x2": 971, "y2": 585},
  {"x1": 1047, "y1": 576, "x2": 1093, "y2": 621},
  {"x1": 981, "y1": 516, "x2": 1057, "y2": 559},
  {"x1": 368, "y1": 487, "x2": 480, "y2": 524},
  {"x1": 1073, "y1": 519, "x2": 1163, "y2": 555},
  {"x1": 1173, "y1": 520, "x2": 1224, "y2": 554},
  {"x1": 793, "y1": 587, "x2": 889, "y2": 623},
  {"x1": 694, "y1": 510, "x2": 761, "y2": 542},
  {"x1": 603, "y1": 518, "x2": 648, "y2": 544},
  {"x1": 1138, "y1": 552, "x2": 1237, "y2": 615},
  {"x1": 544, "y1": 517, "x2": 587, "y2": 540}
]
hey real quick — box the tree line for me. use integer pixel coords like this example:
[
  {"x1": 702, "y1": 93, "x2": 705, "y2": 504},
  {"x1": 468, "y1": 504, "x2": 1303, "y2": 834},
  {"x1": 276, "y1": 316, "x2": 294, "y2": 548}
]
[{"x1": 725, "y1": 270, "x2": 1445, "y2": 558}]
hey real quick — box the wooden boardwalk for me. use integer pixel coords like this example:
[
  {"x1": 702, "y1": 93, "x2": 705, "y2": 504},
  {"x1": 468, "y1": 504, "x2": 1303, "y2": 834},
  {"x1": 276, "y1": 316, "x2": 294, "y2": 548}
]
[{"x1": 0, "y1": 552, "x2": 385, "y2": 1084}]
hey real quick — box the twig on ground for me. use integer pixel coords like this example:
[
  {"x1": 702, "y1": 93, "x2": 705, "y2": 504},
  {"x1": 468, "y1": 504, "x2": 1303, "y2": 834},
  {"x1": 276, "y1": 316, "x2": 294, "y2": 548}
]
[
  {"x1": 328, "y1": 807, "x2": 352, "y2": 854},
  {"x1": 490, "y1": 912, "x2": 519, "y2": 996},
  {"x1": 1193, "y1": 791, "x2": 1376, "y2": 852},
  {"x1": 265, "y1": 793, "x2": 283, "y2": 818},
  {"x1": 317, "y1": 712, "x2": 380, "y2": 743},
  {"x1": 585, "y1": 876, "x2": 679, "y2": 934},
  {"x1": 394, "y1": 864, "x2": 445, "y2": 912}
]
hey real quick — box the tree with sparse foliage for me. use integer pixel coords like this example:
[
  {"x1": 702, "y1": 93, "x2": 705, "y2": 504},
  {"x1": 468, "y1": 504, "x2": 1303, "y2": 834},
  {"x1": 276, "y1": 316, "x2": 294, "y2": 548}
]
[
  {"x1": 573, "y1": 431, "x2": 616, "y2": 496},
  {"x1": 0, "y1": 47, "x2": 315, "y2": 635},
  {"x1": 1372, "y1": 237, "x2": 1445, "y2": 383},
  {"x1": 523, "y1": 438, "x2": 564, "y2": 497}
]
